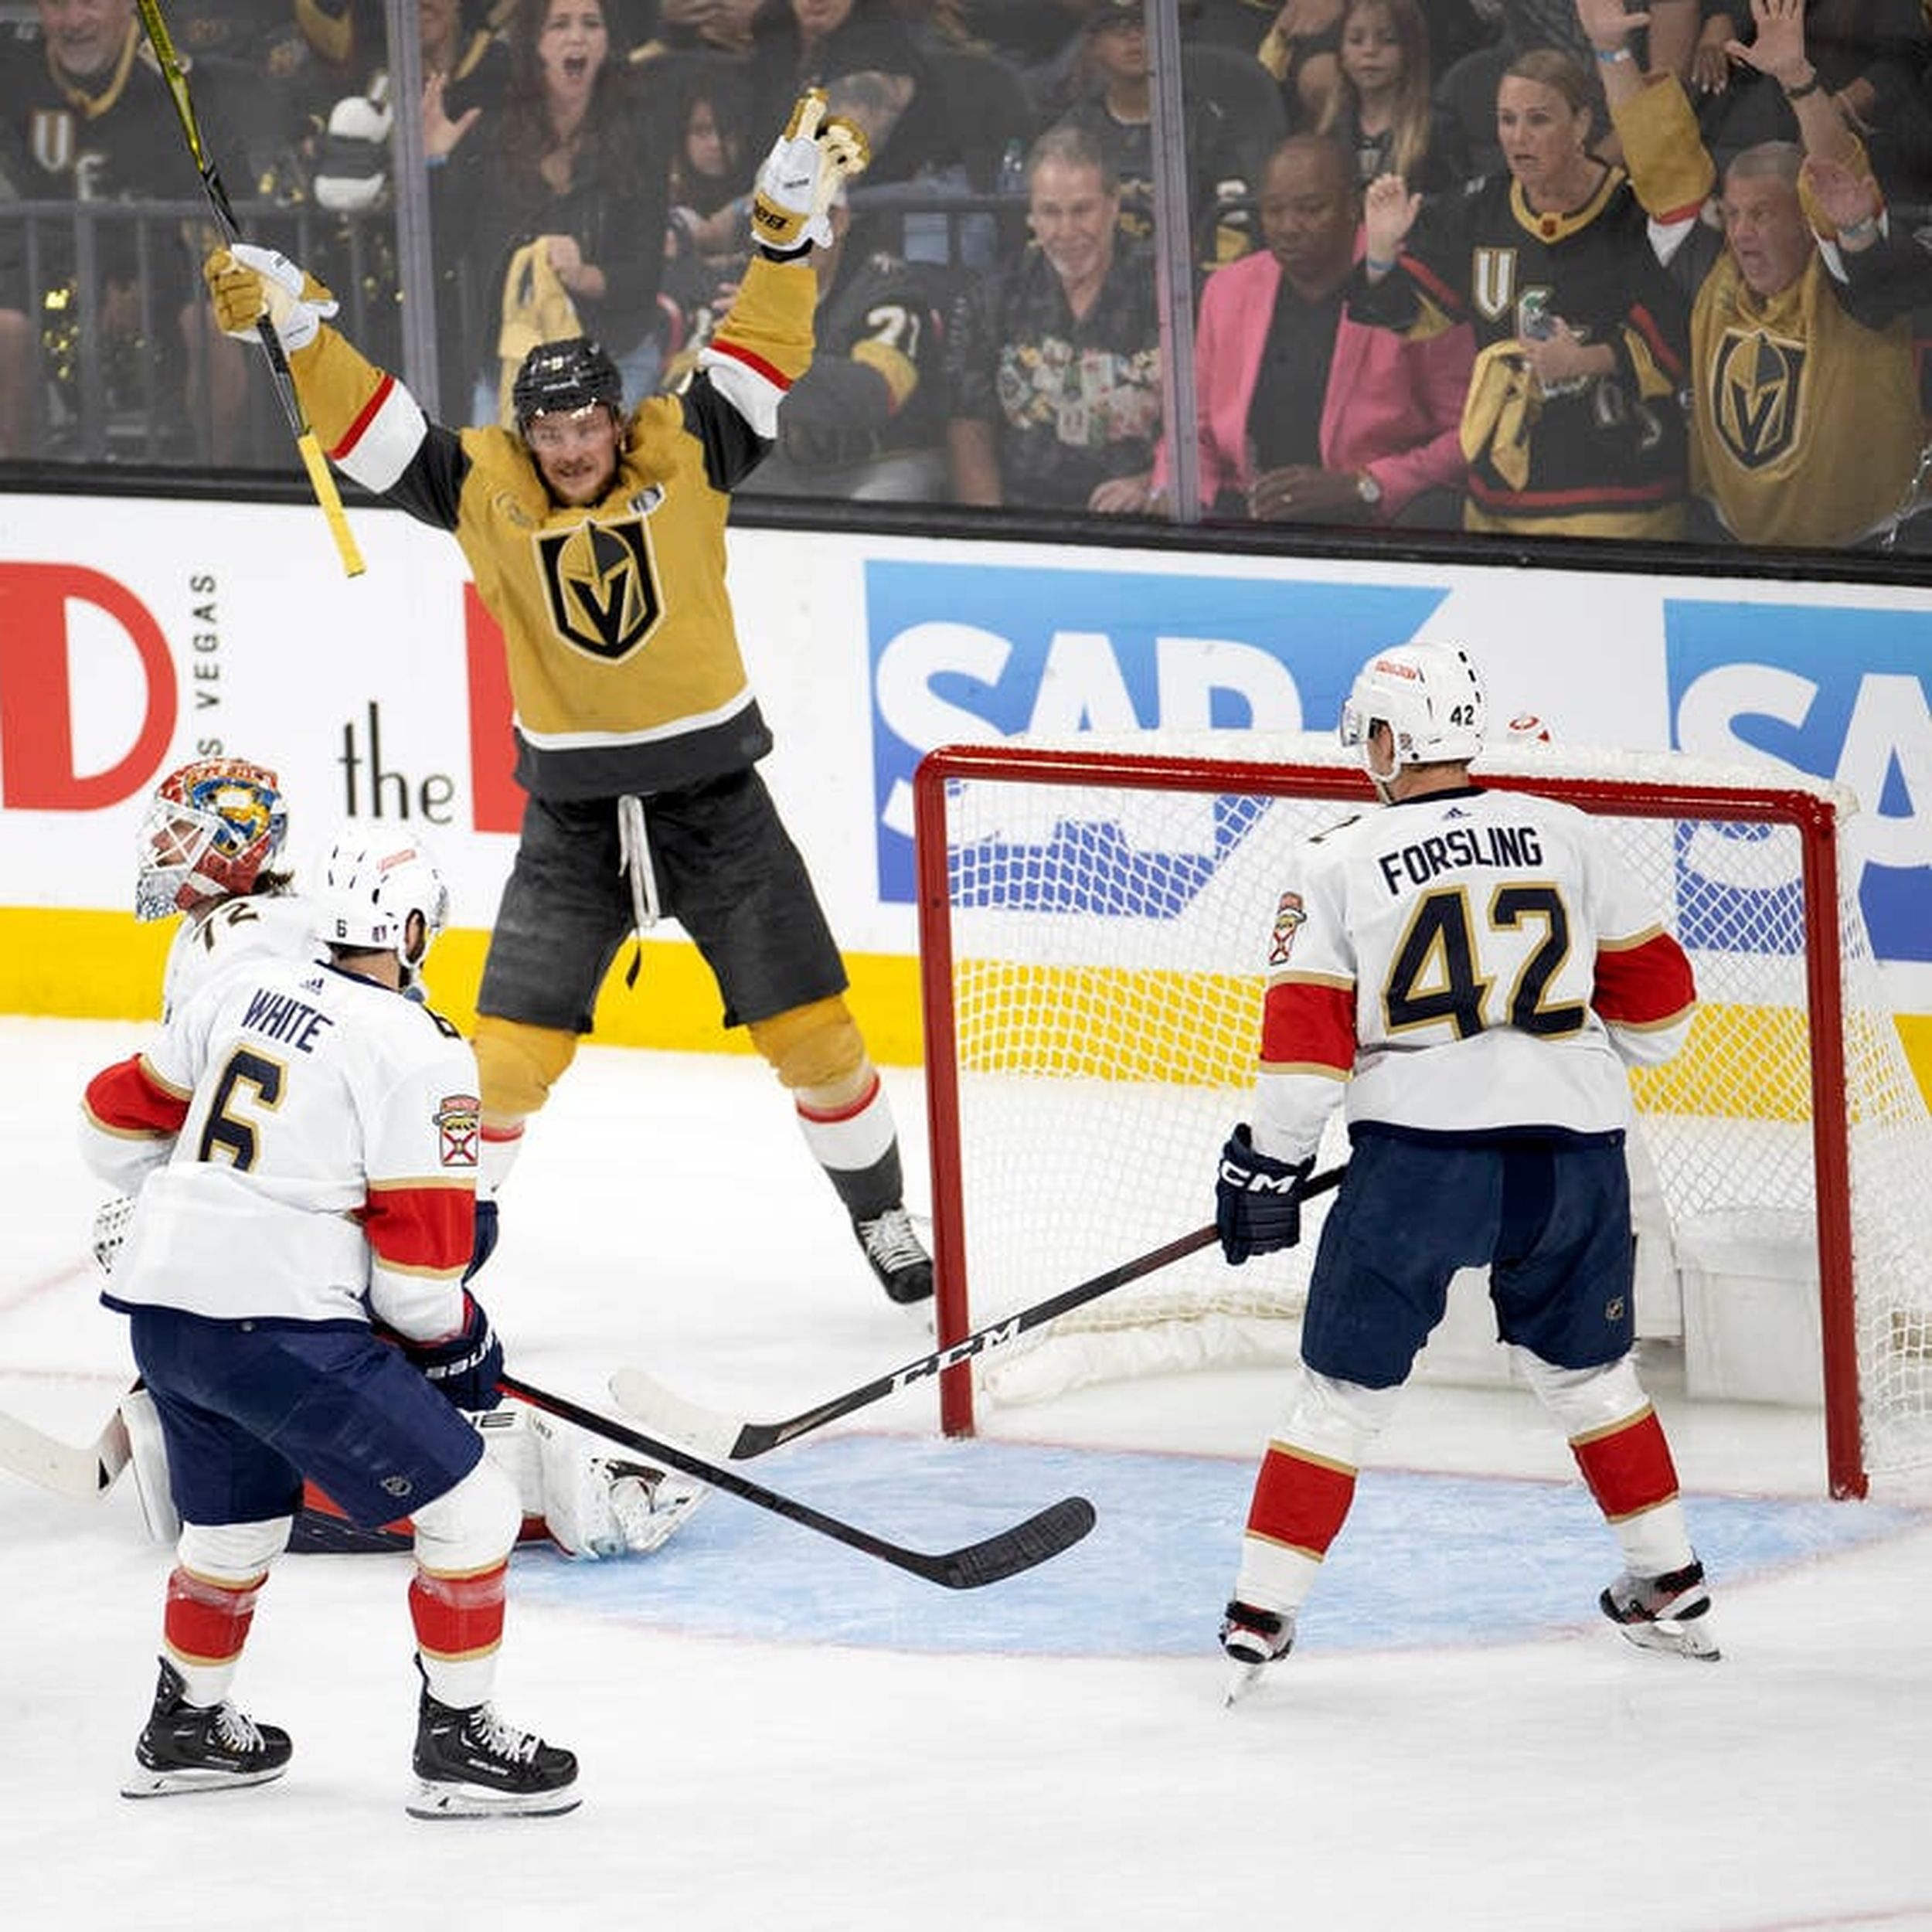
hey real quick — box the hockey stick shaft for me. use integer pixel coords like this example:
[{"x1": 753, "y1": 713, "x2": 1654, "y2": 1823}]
[
  {"x1": 0, "y1": 1401, "x2": 130, "y2": 1498},
  {"x1": 613, "y1": 1162, "x2": 1348, "y2": 1461},
  {"x1": 134, "y1": 0, "x2": 365, "y2": 578},
  {"x1": 497, "y1": 1374, "x2": 1095, "y2": 1590}
]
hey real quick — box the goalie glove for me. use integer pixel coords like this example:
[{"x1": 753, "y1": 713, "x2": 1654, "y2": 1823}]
[
  {"x1": 1215, "y1": 1124, "x2": 1315, "y2": 1266},
  {"x1": 749, "y1": 87, "x2": 871, "y2": 258},
  {"x1": 202, "y1": 242, "x2": 339, "y2": 354}
]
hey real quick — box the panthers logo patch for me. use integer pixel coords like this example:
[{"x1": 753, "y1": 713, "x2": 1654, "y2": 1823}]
[
  {"x1": 1269, "y1": 892, "x2": 1308, "y2": 967},
  {"x1": 435, "y1": 1094, "x2": 481, "y2": 1167}
]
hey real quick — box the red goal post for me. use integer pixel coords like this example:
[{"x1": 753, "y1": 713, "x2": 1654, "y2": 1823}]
[{"x1": 913, "y1": 734, "x2": 1932, "y2": 1499}]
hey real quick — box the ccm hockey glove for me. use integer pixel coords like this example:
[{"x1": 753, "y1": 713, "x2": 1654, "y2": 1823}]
[
  {"x1": 1216, "y1": 1124, "x2": 1315, "y2": 1266},
  {"x1": 203, "y1": 242, "x2": 339, "y2": 353},
  {"x1": 749, "y1": 87, "x2": 872, "y2": 258}
]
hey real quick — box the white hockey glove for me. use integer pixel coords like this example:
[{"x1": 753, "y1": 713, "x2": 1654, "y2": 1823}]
[
  {"x1": 91, "y1": 1195, "x2": 133, "y2": 1277},
  {"x1": 749, "y1": 88, "x2": 872, "y2": 257},
  {"x1": 203, "y1": 241, "x2": 339, "y2": 353}
]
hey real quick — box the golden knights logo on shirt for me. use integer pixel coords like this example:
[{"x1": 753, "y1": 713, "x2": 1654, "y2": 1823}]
[
  {"x1": 535, "y1": 516, "x2": 663, "y2": 659},
  {"x1": 1709, "y1": 326, "x2": 1804, "y2": 471},
  {"x1": 1472, "y1": 247, "x2": 1518, "y2": 322}
]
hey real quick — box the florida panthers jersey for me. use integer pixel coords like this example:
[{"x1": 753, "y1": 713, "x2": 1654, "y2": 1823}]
[
  {"x1": 159, "y1": 890, "x2": 320, "y2": 1022},
  {"x1": 81, "y1": 951, "x2": 479, "y2": 1342},
  {"x1": 1249, "y1": 784, "x2": 1696, "y2": 1162}
]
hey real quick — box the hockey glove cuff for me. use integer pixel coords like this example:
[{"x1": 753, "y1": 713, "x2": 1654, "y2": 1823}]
[{"x1": 400, "y1": 1292, "x2": 505, "y2": 1411}]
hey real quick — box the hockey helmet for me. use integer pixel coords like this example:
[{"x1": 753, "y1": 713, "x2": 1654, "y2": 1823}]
[
  {"x1": 1338, "y1": 641, "x2": 1487, "y2": 771},
  {"x1": 310, "y1": 830, "x2": 450, "y2": 977},
  {"x1": 134, "y1": 757, "x2": 287, "y2": 922},
  {"x1": 512, "y1": 335, "x2": 624, "y2": 437}
]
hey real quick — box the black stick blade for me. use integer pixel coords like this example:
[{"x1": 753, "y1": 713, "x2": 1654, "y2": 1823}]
[{"x1": 930, "y1": 1494, "x2": 1097, "y2": 1590}]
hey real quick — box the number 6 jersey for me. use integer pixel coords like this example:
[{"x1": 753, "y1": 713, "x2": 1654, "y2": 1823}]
[
  {"x1": 1249, "y1": 783, "x2": 1696, "y2": 1164},
  {"x1": 80, "y1": 952, "x2": 479, "y2": 1343}
]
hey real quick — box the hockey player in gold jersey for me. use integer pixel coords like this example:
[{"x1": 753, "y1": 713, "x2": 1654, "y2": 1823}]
[{"x1": 200, "y1": 90, "x2": 936, "y2": 1306}]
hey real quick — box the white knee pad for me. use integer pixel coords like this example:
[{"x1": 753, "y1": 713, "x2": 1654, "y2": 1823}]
[
  {"x1": 410, "y1": 1457, "x2": 522, "y2": 1575},
  {"x1": 175, "y1": 1515, "x2": 292, "y2": 1583},
  {"x1": 1273, "y1": 1367, "x2": 1402, "y2": 1468},
  {"x1": 1513, "y1": 1348, "x2": 1650, "y2": 1438}
]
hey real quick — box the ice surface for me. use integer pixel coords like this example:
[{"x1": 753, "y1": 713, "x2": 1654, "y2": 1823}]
[{"x1": 4, "y1": 1019, "x2": 1929, "y2": 1931}]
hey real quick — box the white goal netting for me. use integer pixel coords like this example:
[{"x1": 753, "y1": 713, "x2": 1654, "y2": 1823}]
[{"x1": 917, "y1": 733, "x2": 1932, "y2": 1492}]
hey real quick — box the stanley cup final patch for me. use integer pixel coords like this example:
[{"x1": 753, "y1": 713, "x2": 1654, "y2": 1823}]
[
  {"x1": 1268, "y1": 892, "x2": 1307, "y2": 967},
  {"x1": 435, "y1": 1094, "x2": 481, "y2": 1168}
]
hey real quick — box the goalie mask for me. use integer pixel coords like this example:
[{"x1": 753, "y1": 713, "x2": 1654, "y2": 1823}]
[
  {"x1": 1338, "y1": 642, "x2": 1487, "y2": 784},
  {"x1": 512, "y1": 335, "x2": 623, "y2": 437},
  {"x1": 311, "y1": 832, "x2": 450, "y2": 981},
  {"x1": 135, "y1": 758, "x2": 287, "y2": 922}
]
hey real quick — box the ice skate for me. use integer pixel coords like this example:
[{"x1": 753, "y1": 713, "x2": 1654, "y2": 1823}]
[
  {"x1": 408, "y1": 1666, "x2": 579, "y2": 1819},
  {"x1": 854, "y1": 1204, "x2": 934, "y2": 1304},
  {"x1": 122, "y1": 1658, "x2": 292, "y2": 1798},
  {"x1": 1600, "y1": 1559, "x2": 1720, "y2": 1661},
  {"x1": 1219, "y1": 1600, "x2": 1294, "y2": 1705},
  {"x1": 529, "y1": 1408, "x2": 706, "y2": 1558}
]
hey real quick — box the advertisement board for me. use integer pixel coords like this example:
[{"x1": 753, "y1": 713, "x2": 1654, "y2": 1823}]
[{"x1": 0, "y1": 495, "x2": 1925, "y2": 1084}]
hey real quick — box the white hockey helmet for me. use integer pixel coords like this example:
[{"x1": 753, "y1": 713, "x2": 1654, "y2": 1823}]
[
  {"x1": 134, "y1": 757, "x2": 287, "y2": 922},
  {"x1": 310, "y1": 830, "x2": 450, "y2": 975},
  {"x1": 1338, "y1": 642, "x2": 1487, "y2": 770}
]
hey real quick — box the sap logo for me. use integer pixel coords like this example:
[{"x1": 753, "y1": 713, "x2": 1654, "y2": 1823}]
[
  {"x1": 1665, "y1": 603, "x2": 1930, "y2": 964},
  {"x1": 867, "y1": 560, "x2": 1448, "y2": 903}
]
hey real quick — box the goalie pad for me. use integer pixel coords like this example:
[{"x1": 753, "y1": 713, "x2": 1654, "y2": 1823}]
[{"x1": 121, "y1": 1387, "x2": 181, "y2": 1543}]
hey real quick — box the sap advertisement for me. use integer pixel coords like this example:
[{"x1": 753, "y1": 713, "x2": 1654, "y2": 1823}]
[
  {"x1": 0, "y1": 493, "x2": 1925, "y2": 1032},
  {"x1": 862, "y1": 553, "x2": 1931, "y2": 998}
]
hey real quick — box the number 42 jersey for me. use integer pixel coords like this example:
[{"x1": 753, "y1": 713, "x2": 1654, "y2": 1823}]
[{"x1": 1250, "y1": 784, "x2": 1696, "y2": 1163}]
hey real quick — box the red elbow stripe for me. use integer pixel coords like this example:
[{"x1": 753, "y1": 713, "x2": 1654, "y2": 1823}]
[
  {"x1": 364, "y1": 1182, "x2": 473, "y2": 1274},
  {"x1": 709, "y1": 337, "x2": 793, "y2": 393},
  {"x1": 1260, "y1": 981, "x2": 1355, "y2": 1074},
  {"x1": 332, "y1": 372, "x2": 396, "y2": 461},
  {"x1": 84, "y1": 1055, "x2": 189, "y2": 1136},
  {"x1": 1595, "y1": 932, "x2": 1696, "y2": 1027}
]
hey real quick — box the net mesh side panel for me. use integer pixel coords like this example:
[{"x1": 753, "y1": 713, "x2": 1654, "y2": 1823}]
[{"x1": 929, "y1": 742, "x2": 1932, "y2": 1475}]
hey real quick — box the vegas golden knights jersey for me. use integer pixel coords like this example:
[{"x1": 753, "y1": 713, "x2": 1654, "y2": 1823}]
[
  {"x1": 1614, "y1": 72, "x2": 1928, "y2": 549},
  {"x1": 286, "y1": 255, "x2": 816, "y2": 801},
  {"x1": 1348, "y1": 163, "x2": 1696, "y2": 539}
]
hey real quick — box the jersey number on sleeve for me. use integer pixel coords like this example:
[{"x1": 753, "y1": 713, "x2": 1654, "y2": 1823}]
[
  {"x1": 1384, "y1": 885, "x2": 1587, "y2": 1040},
  {"x1": 196, "y1": 1049, "x2": 285, "y2": 1169}
]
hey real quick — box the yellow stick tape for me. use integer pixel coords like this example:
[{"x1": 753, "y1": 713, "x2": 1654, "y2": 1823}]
[{"x1": 296, "y1": 431, "x2": 364, "y2": 578}]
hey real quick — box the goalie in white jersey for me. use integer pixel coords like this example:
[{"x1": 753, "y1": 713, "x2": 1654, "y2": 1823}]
[
  {"x1": 1213, "y1": 642, "x2": 1717, "y2": 1696},
  {"x1": 102, "y1": 757, "x2": 702, "y2": 1566}
]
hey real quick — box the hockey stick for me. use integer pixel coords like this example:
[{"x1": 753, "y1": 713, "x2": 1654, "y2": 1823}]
[
  {"x1": 498, "y1": 1374, "x2": 1096, "y2": 1590},
  {"x1": 134, "y1": 0, "x2": 366, "y2": 578},
  {"x1": 610, "y1": 1163, "x2": 1349, "y2": 1461},
  {"x1": 0, "y1": 1401, "x2": 131, "y2": 1498}
]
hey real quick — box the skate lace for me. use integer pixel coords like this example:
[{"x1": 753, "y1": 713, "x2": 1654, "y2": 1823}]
[
  {"x1": 859, "y1": 1207, "x2": 926, "y2": 1271},
  {"x1": 212, "y1": 1703, "x2": 267, "y2": 1753},
  {"x1": 471, "y1": 1707, "x2": 540, "y2": 1765}
]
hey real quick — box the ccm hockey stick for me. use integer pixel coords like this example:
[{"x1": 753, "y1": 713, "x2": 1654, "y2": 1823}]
[
  {"x1": 498, "y1": 1374, "x2": 1096, "y2": 1590},
  {"x1": 134, "y1": 0, "x2": 365, "y2": 577},
  {"x1": 0, "y1": 1400, "x2": 131, "y2": 1498},
  {"x1": 610, "y1": 1163, "x2": 1348, "y2": 1461}
]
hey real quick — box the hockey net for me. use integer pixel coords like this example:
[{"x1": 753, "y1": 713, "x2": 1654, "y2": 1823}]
[{"x1": 913, "y1": 734, "x2": 1932, "y2": 1498}]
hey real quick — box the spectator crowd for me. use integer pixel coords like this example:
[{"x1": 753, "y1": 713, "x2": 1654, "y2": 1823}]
[{"x1": 3, "y1": 0, "x2": 1931, "y2": 552}]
